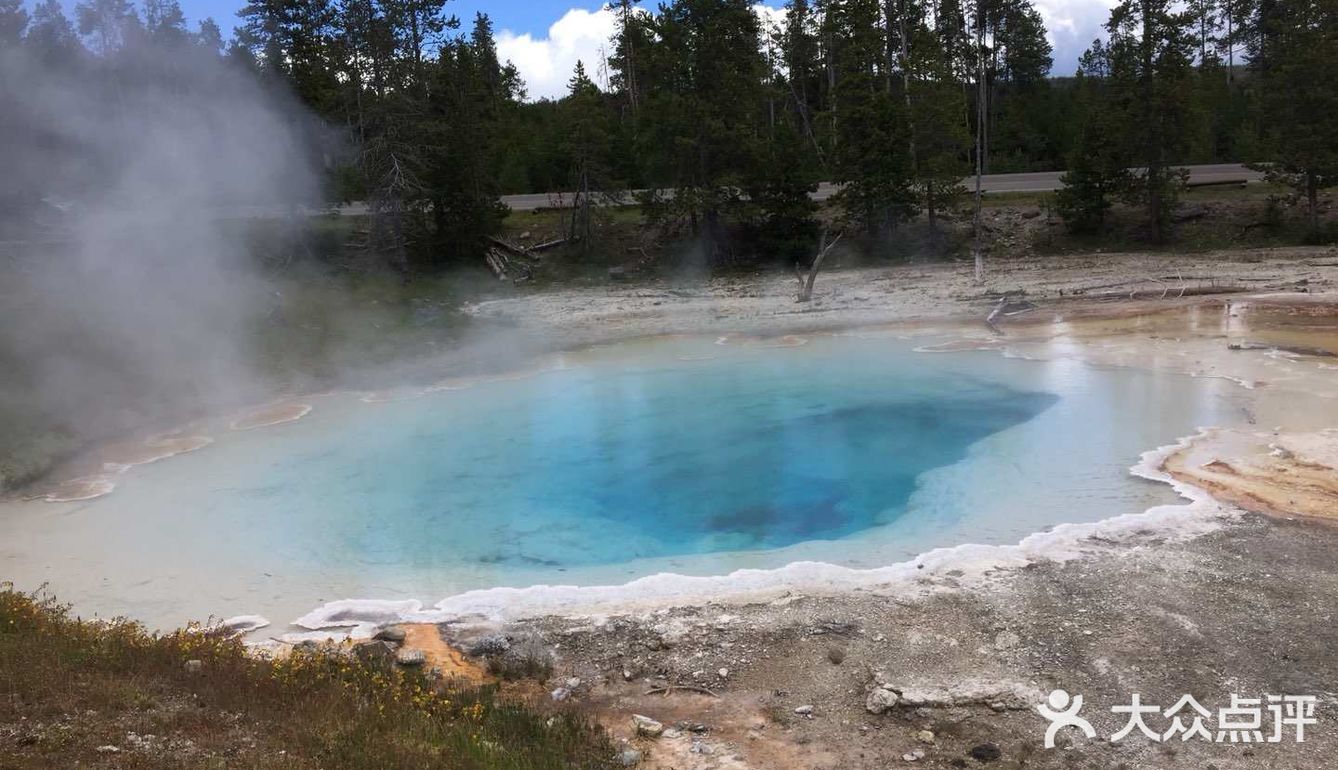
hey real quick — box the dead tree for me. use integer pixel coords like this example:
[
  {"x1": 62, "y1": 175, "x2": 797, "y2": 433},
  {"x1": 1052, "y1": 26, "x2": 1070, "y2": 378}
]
[{"x1": 796, "y1": 230, "x2": 844, "y2": 302}]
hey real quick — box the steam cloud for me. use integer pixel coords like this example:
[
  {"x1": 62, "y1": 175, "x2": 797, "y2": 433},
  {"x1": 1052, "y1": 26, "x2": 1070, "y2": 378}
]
[{"x1": 0, "y1": 42, "x2": 322, "y2": 453}]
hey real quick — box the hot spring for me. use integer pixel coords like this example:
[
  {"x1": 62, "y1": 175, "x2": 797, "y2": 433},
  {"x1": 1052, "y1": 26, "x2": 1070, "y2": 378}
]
[{"x1": 0, "y1": 331, "x2": 1256, "y2": 633}]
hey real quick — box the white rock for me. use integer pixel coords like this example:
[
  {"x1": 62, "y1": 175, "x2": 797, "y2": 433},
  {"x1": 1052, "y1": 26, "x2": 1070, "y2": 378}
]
[
  {"x1": 633, "y1": 714, "x2": 664, "y2": 738},
  {"x1": 794, "y1": 705, "x2": 814, "y2": 716},
  {"x1": 395, "y1": 648, "x2": 426, "y2": 666},
  {"x1": 902, "y1": 749, "x2": 926, "y2": 761},
  {"x1": 917, "y1": 730, "x2": 935, "y2": 744},
  {"x1": 718, "y1": 668, "x2": 729, "y2": 678},
  {"x1": 551, "y1": 687, "x2": 571, "y2": 702},
  {"x1": 866, "y1": 687, "x2": 899, "y2": 714}
]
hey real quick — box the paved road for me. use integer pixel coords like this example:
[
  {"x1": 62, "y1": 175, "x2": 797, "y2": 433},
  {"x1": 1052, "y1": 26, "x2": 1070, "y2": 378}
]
[{"x1": 330, "y1": 164, "x2": 1260, "y2": 216}]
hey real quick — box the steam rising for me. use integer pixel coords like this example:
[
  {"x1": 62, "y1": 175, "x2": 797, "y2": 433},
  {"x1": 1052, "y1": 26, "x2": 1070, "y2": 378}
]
[{"x1": 0, "y1": 42, "x2": 321, "y2": 450}]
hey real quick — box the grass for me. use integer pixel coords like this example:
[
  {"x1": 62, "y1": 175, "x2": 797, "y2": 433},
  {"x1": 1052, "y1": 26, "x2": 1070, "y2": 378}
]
[{"x1": 0, "y1": 585, "x2": 617, "y2": 769}]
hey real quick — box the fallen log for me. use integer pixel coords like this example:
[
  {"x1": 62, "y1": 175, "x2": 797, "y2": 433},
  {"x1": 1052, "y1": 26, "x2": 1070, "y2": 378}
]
[
  {"x1": 486, "y1": 236, "x2": 542, "y2": 263},
  {"x1": 530, "y1": 237, "x2": 572, "y2": 252},
  {"x1": 1086, "y1": 285, "x2": 1252, "y2": 301},
  {"x1": 645, "y1": 684, "x2": 719, "y2": 698},
  {"x1": 484, "y1": 249, "x2": 509, "y2": 280},
  {"x1": 1186, "y1": 179, "x2": 1248, "y2": 189},
  {"x1": 1228, "y1": 342, "x2": 1336, "y2": 358}
]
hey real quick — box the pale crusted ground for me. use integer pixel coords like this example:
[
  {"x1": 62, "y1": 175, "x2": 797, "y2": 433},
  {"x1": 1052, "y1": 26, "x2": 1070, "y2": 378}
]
[{"x1": 464, "y1": 247, "x2": 1338, "y2": 347}]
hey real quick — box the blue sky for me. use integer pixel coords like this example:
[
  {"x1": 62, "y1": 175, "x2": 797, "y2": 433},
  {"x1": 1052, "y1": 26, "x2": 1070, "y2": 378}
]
[{"x1": 35, "y1": 0, "x2": 1116, "y2": 98}]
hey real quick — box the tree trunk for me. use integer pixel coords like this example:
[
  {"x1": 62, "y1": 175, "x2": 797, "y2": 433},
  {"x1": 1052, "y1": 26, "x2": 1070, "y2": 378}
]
[
  {"x1": 973, "y1": 0, "x2": 986, "y2": 282},
  {"x1": 897, "y1": 0, "x2": 917, "y2": 172},
  {"x1": 797, "y1": 231, "x2": 844, "y2": 302},
  {"x1": 1141, "y1": 0, "x2": 1164, "y2": 241},
  {"x1": 1307, "y1": 171, "x2": 1320, "y2": 236}
]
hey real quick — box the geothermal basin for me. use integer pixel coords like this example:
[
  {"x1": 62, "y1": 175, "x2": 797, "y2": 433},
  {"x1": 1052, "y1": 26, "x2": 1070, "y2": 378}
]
[{"x1": 0, "y1": 328, "x2": 1292, "y2": 635}]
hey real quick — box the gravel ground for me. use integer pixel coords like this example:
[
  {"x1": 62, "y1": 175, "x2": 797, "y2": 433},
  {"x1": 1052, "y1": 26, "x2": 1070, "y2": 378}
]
[{"x1": 441, "y1": 513, "x2": 1338, "y2": 769}]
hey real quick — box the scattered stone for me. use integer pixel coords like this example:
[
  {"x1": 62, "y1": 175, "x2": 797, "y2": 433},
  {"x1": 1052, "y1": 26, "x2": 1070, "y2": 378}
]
[
  {"x1": 969, "y1": 743, "x2": 1002, "y2": 762},
  {"x1": 866, "y1": 687, "x2": 900, "y2": 714},
  {"x1": 633, "y1": 714, "x2": 664, "y2": 738},
  {"x1": 565, "y1": 677, "x2": 582, "y2": 689},
  {"x1": 623, "y1": 668, "x2": 637, "y2": 681},
  {"x1": 354, "y1": 640, "x2": 396, "y2": 668},
  {"x1": 902, "y1": 749, "x2": 926, "y2": 761},
  {"x1": 394, "y1": 648, "x2": 426, "y2": 666},
  {"x1": 794, "y1": 705, "x2": 815, "y2": 717},
  {"x1": 993, "y1": 630, "x2": 1020, "y2": 651},
  {"x1": 917, "y1": 730, "x2": 936, "y2": 744},
  {"x1": 677, "y1": 721, "x2": 709, "y2": 733},
  {"x1": 183, "y1": 659, "x2": 203, "y2": 675},
  {"x1": 374, "y1": 626, "x2": 406, "y2": 643},
  {"x1": 96, "y1": 746, "x2": 120, "y2": 754},
  {"x1": 886, "y1": 679, "x2": 1044, "y2": 710},
  {"x1": 718, "y1": 667, "x2": 729, "y2": 678},
  {"x1": 468, "y1": 635, "x2": 511, "y2": 657},
  {"x1": 690, "y1": 739, "x2": 714, "y2": 754},
  {"x1": 551, "y1": 687, "x2": 571, "y2": 702},
  {"x1": 617, "y1": 748, "x2": 643, "y2": 766}
]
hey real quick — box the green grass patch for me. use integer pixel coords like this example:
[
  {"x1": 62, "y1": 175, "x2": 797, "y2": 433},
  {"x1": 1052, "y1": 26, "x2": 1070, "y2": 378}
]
[{"x1": 0, "y1": 585, "x2": 617, "y2": 769}]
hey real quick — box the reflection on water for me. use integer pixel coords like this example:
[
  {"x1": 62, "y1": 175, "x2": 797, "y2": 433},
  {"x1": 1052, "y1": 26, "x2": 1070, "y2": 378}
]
[{"x1": 0, "y1": 329, "x2": 1317, "y2": 630}]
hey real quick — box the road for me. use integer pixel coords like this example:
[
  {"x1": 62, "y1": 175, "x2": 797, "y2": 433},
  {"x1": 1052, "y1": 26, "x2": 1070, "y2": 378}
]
[
  {"x1": 494, "y1": 163, "x2": 1260, "y2": 211},
  {"x1": 324, "y1": 164, "x2": 1259, "y2": 216}
]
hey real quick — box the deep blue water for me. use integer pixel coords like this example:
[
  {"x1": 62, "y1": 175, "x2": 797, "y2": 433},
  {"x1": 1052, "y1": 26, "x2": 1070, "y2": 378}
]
[{"x1": 240, "y1": 343, "x2": 1056, "y2": 569}]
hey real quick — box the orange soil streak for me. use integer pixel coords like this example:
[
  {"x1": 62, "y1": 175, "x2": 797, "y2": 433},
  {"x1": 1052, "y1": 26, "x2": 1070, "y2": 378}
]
[
  {"x1": 1163, "y1": 430, "x2": 1338, "y2": 522},
  {"x1": 399, "y1": 624, "x2": 490, "y2": 685}
]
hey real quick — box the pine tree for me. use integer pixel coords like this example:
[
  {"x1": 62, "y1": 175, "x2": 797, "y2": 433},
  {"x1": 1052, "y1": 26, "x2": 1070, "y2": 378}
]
[
  {"x1": 25, "y1": 0, "x2": 81, "y2": 62},
  {"x1": 636, "y1": 0, "x2": 767, "y2": 254},
  {"x1": 74, "y1": 0, "x2": 139, "y2": 55},
  {"x1": 827, "y1": 0, "x2": 914, "y2": 237},
  {"x1": 1104, "y1": 0, "x2": 1198, "y2": 240},
  {"x1": 781, "y1": 0, "x2": 824, "y2": 165},
  {"x1": 909, "y1": 29, "x2": 969, "y2": 232},
  {"x1": 561, "y1": 60, "x2": 615, "y2": 247},
  {"x1": 143, "y1": 0, "x2": 189, "y2": 46},
  {"x1": 1055, "y1": 42, "x2": 1132, "y2": 233},
  {"x1": 0, "y1": 0, "x2": 28, "y2": 47},
  {"x1": 196, "y1": 17, "x2": 224, "y2": 54},
  {"x1": 1259, "y1": 0, "x2": 1337, "y2": 237}
]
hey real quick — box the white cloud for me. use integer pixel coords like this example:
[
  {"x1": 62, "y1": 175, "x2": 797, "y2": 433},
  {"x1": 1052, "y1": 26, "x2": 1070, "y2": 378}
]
[
  {"x1": 1029, "y1": 0, "x2": 1120, "y2": 74},
  {"x1": 497, "y1": 8, "x2": 619, "y2": 101}
]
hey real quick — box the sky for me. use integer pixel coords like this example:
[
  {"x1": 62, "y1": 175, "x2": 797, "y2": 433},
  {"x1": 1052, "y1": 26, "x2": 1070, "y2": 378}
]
[{"x1": 38, "y1": 0, "x2": 1120, "y2": 99}]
